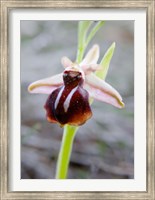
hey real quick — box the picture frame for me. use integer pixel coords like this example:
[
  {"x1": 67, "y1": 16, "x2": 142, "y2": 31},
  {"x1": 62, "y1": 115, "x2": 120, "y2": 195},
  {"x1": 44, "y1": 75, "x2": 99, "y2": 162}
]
[{"x1": 0, "y1": 0, "x2": 154, "y2": 199}]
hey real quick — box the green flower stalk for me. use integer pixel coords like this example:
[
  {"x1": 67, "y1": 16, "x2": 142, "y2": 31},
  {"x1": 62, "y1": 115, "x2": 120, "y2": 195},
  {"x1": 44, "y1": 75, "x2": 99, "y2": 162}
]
[
  {"x1": 28, "y1": 21, "x2": 124, "y2": 179},
  {"x1": 56, "y1": 125, "x2": 78, "y2": 179}
]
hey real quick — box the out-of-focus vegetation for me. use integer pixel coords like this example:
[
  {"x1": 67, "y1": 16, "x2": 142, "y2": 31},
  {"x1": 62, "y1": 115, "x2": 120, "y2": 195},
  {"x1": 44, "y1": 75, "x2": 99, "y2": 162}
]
[{"x1": 21, "y1": 21, "x2": 134, "y2": 179}]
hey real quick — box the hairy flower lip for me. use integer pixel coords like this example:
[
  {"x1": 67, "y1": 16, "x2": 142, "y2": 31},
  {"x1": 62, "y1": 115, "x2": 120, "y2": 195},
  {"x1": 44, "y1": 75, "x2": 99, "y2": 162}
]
[
  {"x1": 44, "y1": 84, "x2": 92, "y2": 126},
  {"x1": 44, "y1": 68, "x2": 92, "y2": 126},
  {"x1": 28, "y1": 44, "x2": 124, "y2": 125}
]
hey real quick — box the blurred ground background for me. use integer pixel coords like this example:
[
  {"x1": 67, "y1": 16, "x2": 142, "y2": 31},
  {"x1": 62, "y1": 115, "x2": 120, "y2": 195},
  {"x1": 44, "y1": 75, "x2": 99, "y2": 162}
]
[{"x1": 21, "y1": 21, "x2": 134, "y2": 179}]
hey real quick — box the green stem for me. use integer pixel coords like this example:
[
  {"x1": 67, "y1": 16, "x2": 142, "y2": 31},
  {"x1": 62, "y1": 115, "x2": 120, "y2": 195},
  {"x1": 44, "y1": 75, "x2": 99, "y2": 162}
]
[{"x1": 56, "y1": 125, "x2": 78, "y2": 179}]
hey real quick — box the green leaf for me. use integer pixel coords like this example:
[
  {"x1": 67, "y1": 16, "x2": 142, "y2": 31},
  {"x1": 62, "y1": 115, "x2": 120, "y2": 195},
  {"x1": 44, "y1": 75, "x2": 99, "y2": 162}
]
[
  {"x1": 76, "y1": 21, "x2": 93, "y2": 63},
  {"x1": 85, "y1": 21, "x2": 105, "y2": 47},
  {"x1": 96, "y1": 42, "x2": 116, "y2": 80},
  {"x1": 78, "y1": 21, "x2": 93, "y2": 48},
  {"x1": 76, "y1": 21, "x2": 105, "y2": 63}
]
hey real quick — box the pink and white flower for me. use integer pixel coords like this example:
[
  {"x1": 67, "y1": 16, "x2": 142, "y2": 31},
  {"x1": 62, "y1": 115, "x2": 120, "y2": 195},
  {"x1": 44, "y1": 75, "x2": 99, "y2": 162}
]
[{"x1": 28, "y1": 45, "x2": 124, "y2": 126}]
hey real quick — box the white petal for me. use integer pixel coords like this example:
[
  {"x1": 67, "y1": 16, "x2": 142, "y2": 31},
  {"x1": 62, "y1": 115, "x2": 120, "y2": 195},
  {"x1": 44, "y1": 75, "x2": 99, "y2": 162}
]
[
  {"x1": 80, "y1": 44, "x2": 100, "y2": 65},
  {"x1": 28, "y1": 73, "x2": 63, "y2": 94},
  {"x1": 61, "y1": 56, "x2": 73, "y2": 68},
  {"x1": 81, "y1": 64, "x2": 101, "y2": 74},
  {"x1": 85, "y1": 73, "x2": 124, "y2": 108}
]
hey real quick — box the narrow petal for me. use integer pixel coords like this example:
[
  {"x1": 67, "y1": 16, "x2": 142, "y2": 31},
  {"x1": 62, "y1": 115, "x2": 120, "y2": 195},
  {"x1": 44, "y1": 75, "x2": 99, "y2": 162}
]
[
  {"x1": 61, "y1": 56, "x2": 73, "y2": 68},
  {"x1": 28, "y1": 73, "x2": 63, "y2": 94},
  {"x1": 80, "y1": 44, "x2": 100, "y2": 65},
  {"x1": 85, "y1": 73, "x2": 124, "y2": 108},
  {"x1": 81, "y1": 64, "x2": 101, "y2": 74}
]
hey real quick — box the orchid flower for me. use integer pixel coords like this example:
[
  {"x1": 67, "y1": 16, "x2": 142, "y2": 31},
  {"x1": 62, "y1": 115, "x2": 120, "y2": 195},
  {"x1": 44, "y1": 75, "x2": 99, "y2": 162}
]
[{"x1": 28, "y1": 44, "x2": 124, "y2": 127}]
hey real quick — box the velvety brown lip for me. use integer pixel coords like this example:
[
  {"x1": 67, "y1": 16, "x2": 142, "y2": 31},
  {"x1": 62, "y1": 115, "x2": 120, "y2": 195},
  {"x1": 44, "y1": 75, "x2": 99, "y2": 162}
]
[{"x1": 44, "y1": 70, "x2": 92, "y2": 126}]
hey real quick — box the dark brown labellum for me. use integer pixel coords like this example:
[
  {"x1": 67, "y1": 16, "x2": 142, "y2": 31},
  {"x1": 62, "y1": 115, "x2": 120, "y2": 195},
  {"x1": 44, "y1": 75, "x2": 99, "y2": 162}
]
[{"x1": 44, "y1": 70, "x2": 92, "y2": 126}]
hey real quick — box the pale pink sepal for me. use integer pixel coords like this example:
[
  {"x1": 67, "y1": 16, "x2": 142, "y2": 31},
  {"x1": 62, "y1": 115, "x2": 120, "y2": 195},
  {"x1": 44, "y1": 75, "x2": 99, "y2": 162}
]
[
  {"x1": 28, "y1": 86, "x2": 58, "y2": 94},
  {"x1": 28, "y1": 73, "x2": 63, "y2": 94},
  {"x1": 85, "y1": 73, "x2": 124, "y2": 108}
]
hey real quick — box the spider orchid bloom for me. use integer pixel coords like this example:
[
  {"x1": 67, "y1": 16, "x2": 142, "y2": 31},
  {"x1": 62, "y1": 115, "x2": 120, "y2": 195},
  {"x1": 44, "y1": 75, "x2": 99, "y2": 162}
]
[{"x1": 28, "y1": 45, "x2": 124, "y2": 126}]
